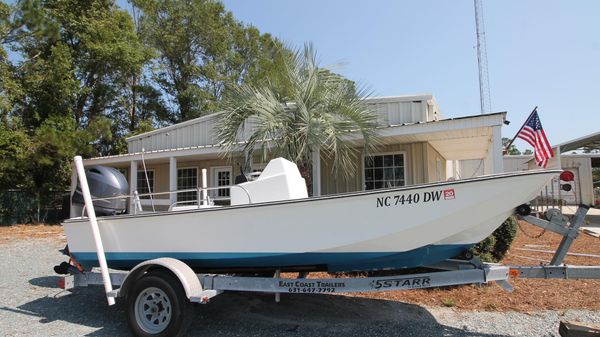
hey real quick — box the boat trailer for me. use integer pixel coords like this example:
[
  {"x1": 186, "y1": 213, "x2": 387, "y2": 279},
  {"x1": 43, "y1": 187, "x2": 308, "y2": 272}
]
[{"x1": 57, "y1": 156, "x2": 600, "y2": 337}]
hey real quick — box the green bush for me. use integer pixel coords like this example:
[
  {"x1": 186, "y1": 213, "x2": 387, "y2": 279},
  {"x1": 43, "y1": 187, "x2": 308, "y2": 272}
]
[{"x1": 468, "y1": 216, "x2": 518, "y2": 262}]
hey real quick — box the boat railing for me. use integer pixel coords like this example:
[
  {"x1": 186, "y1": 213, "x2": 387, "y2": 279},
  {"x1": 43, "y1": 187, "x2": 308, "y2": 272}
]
[
  {"x1": 531, "y1": 175, "x2": 581, "y2": 215},
  {"x1": 81, "y1": 185, "x2": 252, "y2": 217}
]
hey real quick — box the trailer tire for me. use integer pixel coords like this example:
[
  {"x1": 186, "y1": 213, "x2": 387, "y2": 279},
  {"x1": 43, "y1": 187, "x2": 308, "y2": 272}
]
[{"x1": 127, "y1": 270, "x2": 193, "y2": 337}]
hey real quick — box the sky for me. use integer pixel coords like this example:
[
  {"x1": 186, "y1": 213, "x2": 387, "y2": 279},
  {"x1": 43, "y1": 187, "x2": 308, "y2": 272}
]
[{"x1": 221, "y1": 0, "x2": 600, "y2": 151}]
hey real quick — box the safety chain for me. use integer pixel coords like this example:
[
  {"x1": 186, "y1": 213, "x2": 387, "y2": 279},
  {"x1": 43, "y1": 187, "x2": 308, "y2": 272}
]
[{"x1": 517, "y1": 221, "x2": 547, "y2": 239}]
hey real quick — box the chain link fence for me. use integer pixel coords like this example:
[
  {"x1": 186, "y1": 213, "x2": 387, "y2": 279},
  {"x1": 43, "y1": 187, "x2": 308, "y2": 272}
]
[{"x1": 0, "y1": 190, "x2": 70, "y2": 225}]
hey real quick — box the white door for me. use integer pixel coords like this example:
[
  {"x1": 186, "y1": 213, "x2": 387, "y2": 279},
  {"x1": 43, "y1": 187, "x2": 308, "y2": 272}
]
[{"x1": 211, "y1": 167, "x2": 232, "y2": 203}]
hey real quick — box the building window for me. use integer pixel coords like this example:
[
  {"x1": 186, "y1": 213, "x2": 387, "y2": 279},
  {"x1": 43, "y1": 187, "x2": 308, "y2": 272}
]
[
  {"x1": 136, "y1": 170, "x2": 154, "y2": 199},
  {"x1": 177, "y1": 167, "x2": 198, "y2": 203},
  {"x1": 364, "y1": 153, "x2": 405, "y2": 190},
  {"x1": 211, "y1": 167, "x2": 232, "y2": 205}
]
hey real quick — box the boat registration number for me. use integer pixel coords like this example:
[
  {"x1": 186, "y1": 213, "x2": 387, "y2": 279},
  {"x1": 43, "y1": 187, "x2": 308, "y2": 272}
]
[{"x1": 376, "y1": 189, "x2": 455, "y2": 208}]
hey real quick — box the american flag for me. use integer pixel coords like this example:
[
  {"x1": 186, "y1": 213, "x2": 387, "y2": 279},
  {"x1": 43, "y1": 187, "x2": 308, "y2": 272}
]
[{"x1": 517, "y1": 111, "x2": 554, "y2": 168}]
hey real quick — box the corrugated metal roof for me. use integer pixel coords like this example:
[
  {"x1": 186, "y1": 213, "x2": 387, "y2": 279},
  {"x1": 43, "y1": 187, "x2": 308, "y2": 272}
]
[
  {"x1": 87, "y1": 111, "x2": 506, "y2": 165},
  {"x1": 555, "y1": 131, "x2": 600, "y2": 153},
  {"x1": 125, "y1": 94, "x2": 445, "y2": 153},
  {"x1": 126, "y1": 112, "x2": 224, "y2": 142}
]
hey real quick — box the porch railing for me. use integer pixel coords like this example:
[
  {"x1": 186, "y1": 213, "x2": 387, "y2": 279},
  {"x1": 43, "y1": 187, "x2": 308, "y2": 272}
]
[
  {"x1": 80, "y1": 185, "x2": 252, "y2": 217},
  {"x1": 531, "y1": 176, "x2": 581, "y2": 214}
]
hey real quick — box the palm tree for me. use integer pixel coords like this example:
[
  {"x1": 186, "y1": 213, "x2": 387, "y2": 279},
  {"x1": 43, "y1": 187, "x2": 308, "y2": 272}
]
[{"x1": 216, "y1": 43, "x2": 379, "y2": 193}]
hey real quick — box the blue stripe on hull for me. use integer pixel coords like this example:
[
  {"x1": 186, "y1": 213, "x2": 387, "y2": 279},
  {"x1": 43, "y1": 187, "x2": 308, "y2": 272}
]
[{"x1": 72, "y1": 244, "x2": 473, "y2": 272}]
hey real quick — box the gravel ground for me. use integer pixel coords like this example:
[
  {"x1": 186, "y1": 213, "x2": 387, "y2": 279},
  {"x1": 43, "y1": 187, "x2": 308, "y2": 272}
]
[{"x1": 1, "y1": 238, "x2": 599, "y2": 337}]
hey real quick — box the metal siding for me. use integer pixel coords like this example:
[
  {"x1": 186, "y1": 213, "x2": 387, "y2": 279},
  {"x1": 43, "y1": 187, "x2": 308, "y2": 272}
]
[
  {"x1": 187, "y1": 127, "x2": 193, "y2": 147},
  {"x1": 503, "y1": 157, "x2": 531, "y2": 172},
  {"x1": 319, "y1": 154, "x2": 362, "y2": 195},
  {"x1": 459, "y1": 159, "x2": 485, "y2": 178},
  {"x1": 426, "y1": 143, "x2": 446, "y2": 182},
  {"x1": 376, "y1": 103, "x2": 388, "y2": 125},
  {"x1": 411, "y1": 143, "x2": 424, "y2": 185},
  {"x1": 197, "y1": 123, "x2": 202, "y2": 146},
  {"x1": 562, "y1": 157, "x2": 593, "y2": 205},
  {"x1": 207, "y1": 118, "x2": 217, "y2": 144},
  {"x1": 365, "y1": 100, "x2": 430, "y2": 126},
  {"x1": 126, "y1": 96, "x2": 440, "y2": 152},
  {"x1": 320, "y1": 143, "x2": 427, "y2": 195},
  {"x1": 151, "y1": 163, "x2": 170, "y2": 195},
  {"x1": 410, "y1": 102, "x2": 417, "y2": 123},
  {"x1": 199, "y1": 123, "x2": 206, "y2": 146}
]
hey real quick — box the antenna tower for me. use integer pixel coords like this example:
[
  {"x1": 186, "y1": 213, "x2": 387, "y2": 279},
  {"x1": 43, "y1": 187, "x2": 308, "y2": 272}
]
[{"x1": 474, "y1": 0, "x2": 491, "y2": 114}]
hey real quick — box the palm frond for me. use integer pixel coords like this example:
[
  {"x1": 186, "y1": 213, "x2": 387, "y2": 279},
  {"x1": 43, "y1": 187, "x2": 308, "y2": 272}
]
[{"x1": 216, "y1": 42, "x2": 380, "y2": 181}]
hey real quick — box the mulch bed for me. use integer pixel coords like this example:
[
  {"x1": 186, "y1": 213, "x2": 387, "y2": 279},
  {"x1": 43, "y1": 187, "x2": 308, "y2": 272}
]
[
  {"x1": 2, "y1": 221, "x2": 599, "y2": 311},
  {"x1": 339, "y1": 221, "x2": 600, "y2": 311},
  {"x1": 0, "y1": 224, "x2": 65, "y2": 244}
]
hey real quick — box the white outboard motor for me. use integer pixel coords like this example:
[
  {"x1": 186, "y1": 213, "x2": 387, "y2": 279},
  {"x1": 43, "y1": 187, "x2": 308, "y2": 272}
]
[{"x1": 72, "y1": 166, "x2": 129, "y2": 216}]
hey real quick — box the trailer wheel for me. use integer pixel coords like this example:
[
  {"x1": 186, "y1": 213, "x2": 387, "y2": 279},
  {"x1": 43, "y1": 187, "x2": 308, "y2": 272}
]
[{"x1": 127, "y1": 270, "x2": 192, "y2": 337}]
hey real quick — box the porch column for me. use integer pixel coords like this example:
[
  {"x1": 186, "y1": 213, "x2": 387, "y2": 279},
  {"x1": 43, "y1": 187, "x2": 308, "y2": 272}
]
[
  {"x1": 129, "y1": 160, "x2": 137, "y2": 214},
  {"x1": 552, "y1": 145, "x2": 562, "y2": 169},
  {"x1": 483, "y1": 125, "x2": 503, "y2": 174},
  {"x1": 312, "y1": 148, "x2": 321, "y2": 197},
  {"x1": 491, "y1": 125, "x2": 503, "y2": 173},
  {"x1": 169, "y1": 157, "x2": 177, "y2": 205},
  {"x1": 483, "y1": 150, "x2": 493, "y2": 175}
]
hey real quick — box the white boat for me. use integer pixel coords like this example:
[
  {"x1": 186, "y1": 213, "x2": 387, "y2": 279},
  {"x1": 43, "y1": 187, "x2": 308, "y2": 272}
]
[{"x1": 63, "y1": 158, "x2": 559, "y2": 272}]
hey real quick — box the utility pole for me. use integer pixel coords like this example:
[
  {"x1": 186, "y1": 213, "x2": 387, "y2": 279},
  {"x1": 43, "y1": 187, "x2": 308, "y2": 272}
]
[{"x1": 474, "y1": 0, "x2": 491, "y2": 115}]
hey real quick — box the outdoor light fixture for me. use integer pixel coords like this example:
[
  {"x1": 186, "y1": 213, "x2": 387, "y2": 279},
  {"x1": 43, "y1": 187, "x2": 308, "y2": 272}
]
[
  {"x1": 559, "y1": 170, "x2": 575, "y2": 182},
  {"x1": 560, "y1": 170, "x2": 575, "y2": 192},
  {"x1": 561, "y1": 184, "x2": 572, "y2": 192}
]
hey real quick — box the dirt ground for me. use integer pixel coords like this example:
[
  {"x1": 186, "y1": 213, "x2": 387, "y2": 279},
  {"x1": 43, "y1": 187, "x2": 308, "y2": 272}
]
[
  {"x1": 345, "y1": 221, "x2": 600, "y2": 311},
  {"x1": 0, "y1": 224, "x2": 65, "y2": 244},
  {"x1": 1, "y1": 221, "x2": 599, "y2": 312}
]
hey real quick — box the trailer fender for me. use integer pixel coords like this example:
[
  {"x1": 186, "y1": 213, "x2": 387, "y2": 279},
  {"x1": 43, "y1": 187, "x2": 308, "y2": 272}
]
[{"x1": 119, "y1": 258, "x2": 203, "y2": 301}]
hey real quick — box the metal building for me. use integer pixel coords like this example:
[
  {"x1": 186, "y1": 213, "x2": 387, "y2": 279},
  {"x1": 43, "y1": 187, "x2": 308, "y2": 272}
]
[{"x1": 74, "y1": 94, "x2": 506, "y2": 215}]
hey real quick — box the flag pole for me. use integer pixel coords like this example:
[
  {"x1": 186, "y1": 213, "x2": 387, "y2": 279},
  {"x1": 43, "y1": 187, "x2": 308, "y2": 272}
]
[{"x1": 504, "y1": 106, "x2": 538, "y2": 153}]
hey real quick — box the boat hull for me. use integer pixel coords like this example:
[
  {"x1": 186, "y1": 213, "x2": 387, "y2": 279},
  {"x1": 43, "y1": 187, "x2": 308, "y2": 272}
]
[
  {"x1": 69, "y1": 244, "x2": 474, "y2": 272},
  {"x1": 63, "y1": 170, "x2": 558, "y2": 272}
]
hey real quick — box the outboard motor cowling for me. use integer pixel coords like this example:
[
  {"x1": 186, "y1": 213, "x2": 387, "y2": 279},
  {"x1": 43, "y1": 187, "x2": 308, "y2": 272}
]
[{"x1": 72, "y1": 166, "x2": 129, "y2": 216}]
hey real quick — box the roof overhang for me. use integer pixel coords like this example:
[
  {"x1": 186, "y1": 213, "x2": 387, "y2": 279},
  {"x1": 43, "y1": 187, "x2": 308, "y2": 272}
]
[
  {"x1": 88, "y1": 112, "x2": 506, "y2": 166},
  {"x1": 126, "y1": 94, "x2": 440, "y2": 143},
  {"x1": 82, "y1": 145, "x2": 226, "y2": 167},
  {"x1": 348, "y1": 112, "x2": 506, "y2": 160},
  {"x1": 555, "y1": 131, "x2": 600, "y2": 153}
]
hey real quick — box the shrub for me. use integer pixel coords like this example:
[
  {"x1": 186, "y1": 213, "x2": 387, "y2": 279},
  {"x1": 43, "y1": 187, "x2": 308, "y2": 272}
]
[
  {"x1": 468, "y1": 235, "x2": 496, "y2": 262},
  {"x1": 441, "y1": 298, "x2": 456, "y2": 307},
  {"x1": 468, "y1": 216, "x2": 518, "y2": 263}
]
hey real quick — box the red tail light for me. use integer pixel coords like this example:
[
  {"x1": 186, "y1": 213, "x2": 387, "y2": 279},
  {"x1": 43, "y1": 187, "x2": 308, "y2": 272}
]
[{"x1": 560, "y1": 170, "x2": 574, "y2": 182}]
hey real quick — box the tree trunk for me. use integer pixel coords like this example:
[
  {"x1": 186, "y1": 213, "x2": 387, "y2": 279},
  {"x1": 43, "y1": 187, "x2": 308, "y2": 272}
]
[
  {"x1": 130, "y1": 75, "x2": 137, "y2": 131},
  {"x1": 297, "y1": 163, "x2": 312, "y2": 197}
]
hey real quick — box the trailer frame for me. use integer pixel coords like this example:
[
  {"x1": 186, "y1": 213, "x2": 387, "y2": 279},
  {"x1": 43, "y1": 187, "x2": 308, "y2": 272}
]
[{"x1": 60, "y1": 157, "x2": 600, "y2": 337}]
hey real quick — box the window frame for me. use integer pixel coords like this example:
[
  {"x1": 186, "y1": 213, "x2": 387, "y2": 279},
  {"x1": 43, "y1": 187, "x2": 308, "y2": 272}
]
[
  {"x1": 362, "y1": 151, "x2": 407, "y2": 191},
  {"x1": 136, "y1": 169, "x2": 155, "y2": 198},
  {"x1": 177, "y1": 166, "x2": 199, "y2": 203},
  {"x1": 210, "y1": 166, "x2": 233, "y2": 198}
]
